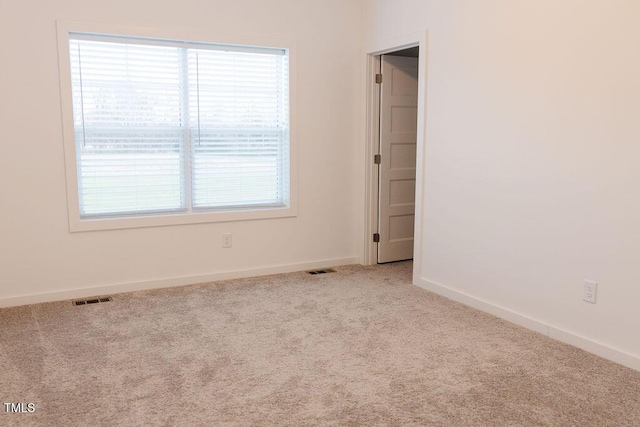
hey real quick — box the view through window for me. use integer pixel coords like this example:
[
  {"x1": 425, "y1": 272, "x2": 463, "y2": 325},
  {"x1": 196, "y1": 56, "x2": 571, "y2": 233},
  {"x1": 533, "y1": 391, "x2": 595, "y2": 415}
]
[{"x1": 69, "y1": 33, "x2": 290, "y2": 219}]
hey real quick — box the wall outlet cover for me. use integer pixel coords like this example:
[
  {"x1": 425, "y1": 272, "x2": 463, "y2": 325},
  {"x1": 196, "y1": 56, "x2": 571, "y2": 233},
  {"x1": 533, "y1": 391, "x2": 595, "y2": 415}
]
[{"x1": 583, "y1": 280, "x2": 597, "y2": 304}]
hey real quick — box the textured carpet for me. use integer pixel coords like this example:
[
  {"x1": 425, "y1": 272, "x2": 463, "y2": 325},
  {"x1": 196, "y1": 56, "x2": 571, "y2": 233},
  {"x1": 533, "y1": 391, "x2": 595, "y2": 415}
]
[{"x1": 1, "y1": 262, "x2": 639, "y2": 426}]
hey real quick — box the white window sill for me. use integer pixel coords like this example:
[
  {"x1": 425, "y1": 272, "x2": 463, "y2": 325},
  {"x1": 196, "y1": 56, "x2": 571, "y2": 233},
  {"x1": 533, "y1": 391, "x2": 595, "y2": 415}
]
[{"x1": 69, "y1": 205, "x2": 296, "y2": 232}]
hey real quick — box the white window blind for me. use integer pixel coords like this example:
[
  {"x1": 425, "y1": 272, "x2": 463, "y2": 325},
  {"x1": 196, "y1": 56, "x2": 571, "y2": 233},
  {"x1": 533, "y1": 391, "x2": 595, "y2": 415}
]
[{"x1": 69, "y1": 33, "x2": 289, "y2": 218}]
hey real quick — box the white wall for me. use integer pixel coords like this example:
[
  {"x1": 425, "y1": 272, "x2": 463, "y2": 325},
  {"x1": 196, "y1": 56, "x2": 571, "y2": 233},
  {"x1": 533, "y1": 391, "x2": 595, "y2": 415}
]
[
  {"x1": 0, "y1": 0, "x2": 363, "y2": 305},
  {"x1": 364, "y1": 0, "x2": 640, "y2": 368}
]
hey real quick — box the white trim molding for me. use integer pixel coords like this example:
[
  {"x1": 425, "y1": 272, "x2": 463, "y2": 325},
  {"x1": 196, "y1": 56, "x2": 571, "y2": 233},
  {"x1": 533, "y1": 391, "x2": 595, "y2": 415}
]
[
  {"x1": 0, "y1": 257, "x2": 358, "y2": 309},
  {"x1": 56, "y1": 20, "x2": 298, "y2": 232},
  {"x1": 415, "y1": 277, "x2": 640, "y2": 372},
  {"x1": 362, "y1": 30, "x2": 428, "y2": 268}
]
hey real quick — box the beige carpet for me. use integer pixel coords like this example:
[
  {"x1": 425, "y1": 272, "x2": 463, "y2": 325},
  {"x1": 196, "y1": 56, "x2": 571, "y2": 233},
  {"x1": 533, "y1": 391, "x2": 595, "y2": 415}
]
[{"x1": 1, "y1": 262, "x2": 639, "y2": 426}]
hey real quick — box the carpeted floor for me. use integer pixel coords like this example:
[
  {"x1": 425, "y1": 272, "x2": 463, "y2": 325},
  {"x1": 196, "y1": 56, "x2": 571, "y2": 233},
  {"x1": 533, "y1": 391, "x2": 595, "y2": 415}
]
[{"x1": 1, "y1": 262, "x2": 639, "y2": 426}]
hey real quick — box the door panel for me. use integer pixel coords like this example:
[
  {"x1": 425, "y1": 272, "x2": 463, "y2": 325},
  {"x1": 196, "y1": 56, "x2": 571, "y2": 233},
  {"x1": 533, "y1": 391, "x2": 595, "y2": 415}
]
[
  {"x1": 389, "y1": 180, "x2": 416, "y2": 205},
  {"x1": 378, "y1": 55, "x2": 418, "y2": 263},
  {"x1": 390, "y1": 143, "x2": 416, "y2": 169},
  {"x1": 389, "y1": 214, "x2": 415, "y2": 241}
]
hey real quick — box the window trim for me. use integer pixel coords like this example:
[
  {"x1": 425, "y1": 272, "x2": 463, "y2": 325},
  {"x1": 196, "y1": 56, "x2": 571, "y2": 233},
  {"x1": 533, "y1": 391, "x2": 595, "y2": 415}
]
[{"x1": 56, "y1": 20, "x2": 297, "y2": 232}]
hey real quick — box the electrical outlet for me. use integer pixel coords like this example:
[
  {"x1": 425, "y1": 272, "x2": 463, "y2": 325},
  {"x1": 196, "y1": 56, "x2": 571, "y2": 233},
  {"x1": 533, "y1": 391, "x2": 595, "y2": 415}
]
[
  {"x1": 222, "y1": 233, "x2": 232, "y2": 248},
  {"x1": 583, "y1": 280, "x2": 597, "y2": 304}
]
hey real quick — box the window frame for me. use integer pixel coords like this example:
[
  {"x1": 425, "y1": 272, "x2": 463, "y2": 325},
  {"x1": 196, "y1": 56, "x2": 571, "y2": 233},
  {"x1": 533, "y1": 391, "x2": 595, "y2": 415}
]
[{"x1": 57, "y1": 21, "x2": 297, "y2": 232}]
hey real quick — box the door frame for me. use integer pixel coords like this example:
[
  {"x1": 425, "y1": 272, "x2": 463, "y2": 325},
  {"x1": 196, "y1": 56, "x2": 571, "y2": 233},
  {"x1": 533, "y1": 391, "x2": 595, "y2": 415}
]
[{"x1": 362, "y1": 31, "x2": 428, "y2": 279}]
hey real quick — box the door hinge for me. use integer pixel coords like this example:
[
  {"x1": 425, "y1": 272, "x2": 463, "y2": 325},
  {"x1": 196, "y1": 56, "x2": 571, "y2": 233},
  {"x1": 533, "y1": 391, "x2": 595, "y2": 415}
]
[
  {"x1": 374, "y1": 154, "x2": 381, "y2": 164},
  {"x1": 375, "y1": 73, "x2": 383, "y2": 84},
  {"x1": 373, "y1": 233, "x2": 380, "y2": 243}
]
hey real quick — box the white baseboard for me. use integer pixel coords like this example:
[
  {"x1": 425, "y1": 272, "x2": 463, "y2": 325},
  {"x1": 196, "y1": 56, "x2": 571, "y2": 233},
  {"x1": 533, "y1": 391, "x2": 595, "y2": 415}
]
[
  {"x1": 548, "y1": 327, "x2": 640, "y2": 372},
  {"x1": 416, "y1": 277, "x2": 640, "y2": 372},
  {"x1": 0, "y1": 257, "x2": 359, "y2": 309}
]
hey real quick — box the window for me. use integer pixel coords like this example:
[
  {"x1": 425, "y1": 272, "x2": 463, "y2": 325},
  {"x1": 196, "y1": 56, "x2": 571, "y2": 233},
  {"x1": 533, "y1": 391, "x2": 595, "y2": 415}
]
[{"x1": 58, "y1": 24, "x2": 295, "y2": 231}]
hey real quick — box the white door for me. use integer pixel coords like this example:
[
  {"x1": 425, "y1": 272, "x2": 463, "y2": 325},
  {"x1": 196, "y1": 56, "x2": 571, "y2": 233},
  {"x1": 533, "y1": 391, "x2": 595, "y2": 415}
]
[{"x1": 378, "y1": 55, "x2": 418, "y2": 263}]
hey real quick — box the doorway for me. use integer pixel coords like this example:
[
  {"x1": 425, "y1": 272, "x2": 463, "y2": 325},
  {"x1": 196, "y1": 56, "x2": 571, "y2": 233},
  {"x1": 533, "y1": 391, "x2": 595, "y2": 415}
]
[{"x1": 373, "y1": 47, "x2": 419, "y2": 264}]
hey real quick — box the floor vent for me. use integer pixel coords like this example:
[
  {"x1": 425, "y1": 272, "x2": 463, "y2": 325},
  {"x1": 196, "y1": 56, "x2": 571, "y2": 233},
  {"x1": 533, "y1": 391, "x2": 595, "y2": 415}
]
[
  {"x1": 308, "y1": 269, "x2": 336, "y2": 275},
  {"x1": 73, "y1": 296, "x2": 113, "y2": 306}
]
